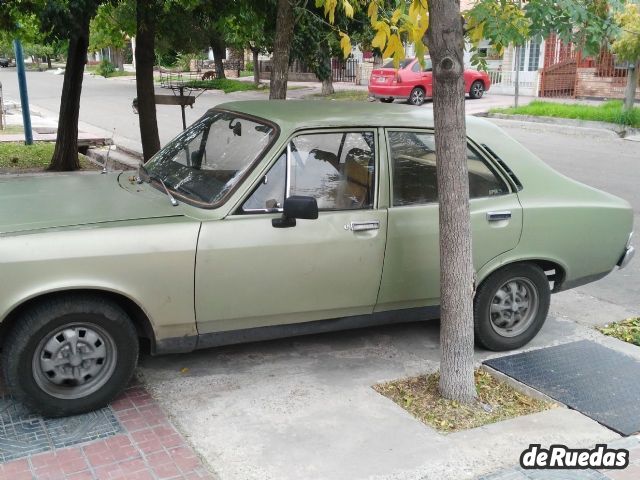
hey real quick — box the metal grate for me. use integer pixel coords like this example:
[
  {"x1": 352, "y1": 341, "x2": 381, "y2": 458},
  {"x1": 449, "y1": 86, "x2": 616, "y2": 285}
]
[
  {"x1": 0, "y1": 395, "x2": 122, "y2": 462},
  {"x1": 485, "y1": 340, "x2": 640, "y2": 436}
]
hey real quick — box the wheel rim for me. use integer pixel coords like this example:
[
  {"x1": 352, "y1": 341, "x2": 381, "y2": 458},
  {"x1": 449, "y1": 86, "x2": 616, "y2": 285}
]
[
  {"x1": 472, "y1": 82, "x2": 484, "y2": 97},
  {"x1": 411, "y1": 89, "x2": 424, "y2": 105},
  {"x1": 33, "y1": 322, "x2": 118, "y2": 400},
  {"x1": 489, "y1": 277, "x2": 539, "y2": 338}
]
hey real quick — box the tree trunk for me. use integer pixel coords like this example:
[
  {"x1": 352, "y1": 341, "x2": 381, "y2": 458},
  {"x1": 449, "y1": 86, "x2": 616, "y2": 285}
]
[
  {"x1": 46, "y1": 54, "x2": 52, "y2": 69},
  {"x1": 624, "y1": 60, "x2": 639, "y2": 111},
  {"x1": 426, "y1": 0, "x2": 477, "y2": 404},
  {"x1": 252, "y1": 47, "x2": 260, "y2": 86},
  {"x1": 211, "y1": 34, "x2": 226, "y2": 79},
  {"x1": 270, "y1": 0, "x2": 295, "y2": 100},
  {"x1": 49, "y1": 23, "x2": 90, "y2": 171},
  {"x1": 136, "y1": 0, "x2": 161, "y2": 161},
  {"x1": 321, "y1": 77, "x2": 335, "y2": 95},
  {"x1": 115, "y1": 47, "x2": 125, "y2": 72},
  {"x1": 319, "y1": 42, "x2": 334, "y2": 96}
]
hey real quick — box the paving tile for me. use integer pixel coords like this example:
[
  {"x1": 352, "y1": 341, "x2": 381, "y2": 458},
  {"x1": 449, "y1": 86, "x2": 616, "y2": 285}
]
[{"x1": 0, "y1": 385, "x2": 213, "y2": 480}]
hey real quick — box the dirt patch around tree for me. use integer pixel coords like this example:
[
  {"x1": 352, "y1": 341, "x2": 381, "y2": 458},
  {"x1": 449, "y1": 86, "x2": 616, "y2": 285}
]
[{"x1": 373, "y1": 369, "x2": 554, "y2": 433}]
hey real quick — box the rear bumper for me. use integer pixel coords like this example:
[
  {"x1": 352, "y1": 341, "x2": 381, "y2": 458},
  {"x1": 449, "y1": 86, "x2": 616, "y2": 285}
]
[
  {"x1": 617, "y1": 245, "x2": 635, "y2": 269},
  {"x1": 368, "y1": 85, "x2": 410, "y2": 100}
]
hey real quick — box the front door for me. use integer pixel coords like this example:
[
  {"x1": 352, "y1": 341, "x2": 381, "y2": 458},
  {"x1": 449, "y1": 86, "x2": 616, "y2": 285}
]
[
  {"x1": 195, "y1": 129, "x2": 388, "y2": 334},
  {"x1": 376, "y1": 129, "x2": 523, "y2": 311}
]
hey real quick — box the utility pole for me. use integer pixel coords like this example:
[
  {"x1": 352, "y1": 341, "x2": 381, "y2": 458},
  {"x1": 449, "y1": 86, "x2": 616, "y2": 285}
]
[
  {"x1": 513, "y1": 0, "x2": 522, "y2": 108},
  {"x1": 13, "y1": 39, "x2": 33, "y2": 145}
]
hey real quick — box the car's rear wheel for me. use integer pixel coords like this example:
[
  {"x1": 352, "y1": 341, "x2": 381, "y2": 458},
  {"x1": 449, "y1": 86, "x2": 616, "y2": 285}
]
[
  {"x1": 469, "y1": 80, "x2": 485, "y2": 99},
  {"x1": 2, "y1": 294, "x2": 139, "y2": 417},
  {"x1": 380, "y1": 97, "x2": 394, "y2": 103},
  {"x1": 408, "y1": 87, "x2": 426, "y2": 106},
  {"x1": 474, "y1": 263, "x2": 550, "y2": 351}
]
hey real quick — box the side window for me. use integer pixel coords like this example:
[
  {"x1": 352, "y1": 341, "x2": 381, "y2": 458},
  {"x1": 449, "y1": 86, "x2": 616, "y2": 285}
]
[
  {"x1": 290, "y1": 132, "x2": 375, "y2": 210},
  {"x1": 411, "y1": 62, "x2": 420, "y2": 73},
  {"x1": 241, "y1": 152, "x2": 286, "y2": 212},
  {"x1": 388, "y1": 131, "x2": 508, "y2": 207}
]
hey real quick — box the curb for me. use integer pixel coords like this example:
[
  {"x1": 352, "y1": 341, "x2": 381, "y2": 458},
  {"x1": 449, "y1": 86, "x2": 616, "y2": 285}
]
[
  {"x1": 484, "y1": 113, "x2": 640, "y2": 138},
  {"x1": 480, "y1": 364, "x2": 562, "y2": 407}
]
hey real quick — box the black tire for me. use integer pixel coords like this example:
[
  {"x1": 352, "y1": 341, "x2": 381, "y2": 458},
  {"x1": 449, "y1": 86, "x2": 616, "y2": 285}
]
[
  {"x1": 474, "y1": 263, "x2": 550, "y2": 351},
  {"x1": 408, "y1": 87, "x2": 426, "y2": 106},
  {"x1": 469, "y1": 80, "x2": 485, "y2": 99},
  {"x1": 380, "y1": 97, "x2": 394, "y2": 103},
  {"x1": 2, "y1": 293, "x2": 139, "y2": 417}
]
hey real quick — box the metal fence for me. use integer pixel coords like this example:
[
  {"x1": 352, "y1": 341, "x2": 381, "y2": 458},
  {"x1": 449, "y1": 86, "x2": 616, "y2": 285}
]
[
  {"x1": 486, "y1": 69, "x2": 540, "y2": 97},
  {"x1": 539, "y1": 35, "x2": 633, "y2": 99},
  {"x1": 331, "y1": 58, "x2": 360, "y2": 83}
]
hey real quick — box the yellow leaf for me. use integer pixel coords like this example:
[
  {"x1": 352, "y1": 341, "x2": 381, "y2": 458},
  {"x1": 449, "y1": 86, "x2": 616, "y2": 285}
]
[
  {"x1": 371, "y1": 29, "x2": 387, "y2": 50},
  {"x1": 391, "y1": 8, "x2": 402, "y2": 25},
  {"x1": 339, "y1": 32, "x2": 352, "y2": 59},
  {"x1": 343, "y1": 0, "x2": 354, "y2": 19},
  {"x1": 383, "y1": 34, "x2": 405, "y2": 65},
  {"x1": 324, "y1": 0, "x2": 337, "y2": 24},
  {"x1": 368, "y1": 1, "x2": 378, "y2": 25}
]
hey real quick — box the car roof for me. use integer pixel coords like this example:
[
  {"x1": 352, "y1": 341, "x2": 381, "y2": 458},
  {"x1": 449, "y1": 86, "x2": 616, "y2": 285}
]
[{"x1": 215, "y1": 100, "x2": 490, "y2": 135}]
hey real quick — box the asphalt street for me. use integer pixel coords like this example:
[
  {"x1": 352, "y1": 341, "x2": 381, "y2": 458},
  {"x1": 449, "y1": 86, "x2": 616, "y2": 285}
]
[{"x1": 0, "y1": 69, "x2": 528, "y2": 151}]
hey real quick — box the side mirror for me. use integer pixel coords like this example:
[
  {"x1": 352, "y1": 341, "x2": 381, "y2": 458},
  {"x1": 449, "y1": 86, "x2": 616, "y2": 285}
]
[{"x1": 272, "y1": 195, "x2": 318, "y2": 228}]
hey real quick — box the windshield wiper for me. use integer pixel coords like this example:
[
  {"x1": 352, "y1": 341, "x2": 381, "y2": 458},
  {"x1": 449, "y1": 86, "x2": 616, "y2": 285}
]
[{"x1": 140, "y1": 165, "x2": 179, "y2": 207}]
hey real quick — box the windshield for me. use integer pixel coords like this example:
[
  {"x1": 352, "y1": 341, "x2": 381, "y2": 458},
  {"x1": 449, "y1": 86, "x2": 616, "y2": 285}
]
[
  {"x1": 144, "y1": 110, "x2": 277, "y2": 207},
  {"x1": 382, "y1": 57, "x2": 432, "y2": 70},
  {"x1": 382, "y1": 58, "x2": 413, "y2": 69}
]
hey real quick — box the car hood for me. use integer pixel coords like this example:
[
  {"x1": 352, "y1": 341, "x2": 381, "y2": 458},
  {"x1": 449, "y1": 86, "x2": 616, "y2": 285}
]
[{"x1": 0, "y1": 172, "x2": 182, "y2": 235}]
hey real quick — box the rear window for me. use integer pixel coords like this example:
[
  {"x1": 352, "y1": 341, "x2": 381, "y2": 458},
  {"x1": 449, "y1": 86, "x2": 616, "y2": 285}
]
[{"x1": 382, "y1": 59, "x2": 413, "y2": 69}]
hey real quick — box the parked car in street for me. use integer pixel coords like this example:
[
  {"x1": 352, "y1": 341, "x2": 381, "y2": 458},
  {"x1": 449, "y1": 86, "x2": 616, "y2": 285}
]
[
  {"x1": 0, "y1": 101, "x2": 633, "y2": 416},
  {"x1": 368, "y1": 57, "x2": 491, "y2": 105},
  {"x1": 0, "y1": 57, "x2": 11, "y2": 68}
]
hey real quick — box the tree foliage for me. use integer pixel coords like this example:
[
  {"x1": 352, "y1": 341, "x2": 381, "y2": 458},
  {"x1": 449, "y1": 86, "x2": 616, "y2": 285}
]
[
  {"x1": 89, "y1": 1, "x2": 135, "y2": 52},
  {"x1": 611, "y1": 2, "x2": 640, "y2": 63}
]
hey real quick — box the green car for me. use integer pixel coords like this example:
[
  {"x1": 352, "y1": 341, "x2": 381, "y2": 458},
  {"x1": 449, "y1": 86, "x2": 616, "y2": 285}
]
[{"x1": 0, "y1": 101, "x2": 633, "y2": 416}]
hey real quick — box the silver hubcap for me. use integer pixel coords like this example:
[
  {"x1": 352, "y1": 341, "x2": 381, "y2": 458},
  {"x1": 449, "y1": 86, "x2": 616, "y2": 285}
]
[
  {"x1": 33, "y1": 323, "x2": 117, "y2": 399},
  {"x1": 472, "y1": 83, "x2": 483, "y2": 97},
  {"x1": 489, "y1": 278, "x2": 539, "y2": 337},
  {"x1": 411, "y1": 89, "x2": 424, "y2": 104}
]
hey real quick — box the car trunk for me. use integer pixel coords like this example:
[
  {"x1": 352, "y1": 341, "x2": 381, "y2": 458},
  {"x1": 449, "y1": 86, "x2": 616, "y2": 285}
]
[{"x1": 370, "y1": 68, "x2": 398, "y2": 85}]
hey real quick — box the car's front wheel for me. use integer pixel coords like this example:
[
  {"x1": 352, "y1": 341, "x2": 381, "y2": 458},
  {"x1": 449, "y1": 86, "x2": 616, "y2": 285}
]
[
  {"x1": 2, "y1": 294, "x2": 139, "y2": 417},
  {"x1": 474, "y1": 263, "x2": 550, "y2": 351},
  {"x1": 469, "y1": 80, "x2": 485, "y2": 99}
]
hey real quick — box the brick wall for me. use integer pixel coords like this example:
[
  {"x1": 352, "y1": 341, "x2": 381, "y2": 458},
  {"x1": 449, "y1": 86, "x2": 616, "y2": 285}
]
[{"x1": 576, "y1": 67, "x2": 640, "y2": 100}]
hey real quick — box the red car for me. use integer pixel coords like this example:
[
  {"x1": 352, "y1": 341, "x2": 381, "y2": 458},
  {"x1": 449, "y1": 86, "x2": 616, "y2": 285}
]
[{"x1": 368, "y1": 57, "x2": 491, "y2": 106}]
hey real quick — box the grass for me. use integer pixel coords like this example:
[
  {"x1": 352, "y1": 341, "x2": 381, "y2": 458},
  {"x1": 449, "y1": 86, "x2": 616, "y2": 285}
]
[
  {"x1": 309, "y1": 89, "x2": 370, "y2": 101},
  {"x1": 0, "y1": 142, "x2": 97, "y2": 171},
  {"x1": 373, "y1": 369, "x2": 553, "y2": 433},
  {"x1": 490, "y1": 100, "x2": 640, "y2": 128},
  {"x1": 183, "y1": 78, "x2": 261, "y2": 93},
  {"x1": 598, "y1": 318, "x2": 640, "y2": 346},
  {"x1": 85, "y1": 66, "x2": 134, "y2": 78},
  {"x1": 0, "y1": 125, "x2": 24, "y2": 135}
]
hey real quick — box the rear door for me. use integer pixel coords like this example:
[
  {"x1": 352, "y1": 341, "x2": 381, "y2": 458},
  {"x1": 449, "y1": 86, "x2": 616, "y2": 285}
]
[
  {"x1": 195, "y1": 129, "x2": 389, "y2": 334},
  {"x1": 376, "y1": 129, "x2": 523, "y2": 311}
]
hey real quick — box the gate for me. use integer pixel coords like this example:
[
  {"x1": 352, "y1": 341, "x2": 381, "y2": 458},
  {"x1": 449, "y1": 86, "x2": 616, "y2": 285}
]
[{"x1": 332, "y1": 58, "x2": 359, "y2": 82}]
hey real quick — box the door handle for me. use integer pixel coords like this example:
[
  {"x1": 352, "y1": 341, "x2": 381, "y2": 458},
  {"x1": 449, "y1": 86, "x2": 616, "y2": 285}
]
[
  {"x1": 487, "y1": 211, "x2": 512, "y2": 222},
  {"x1": 345, "y1": 221, "x2": 380, "y2": 232}
]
